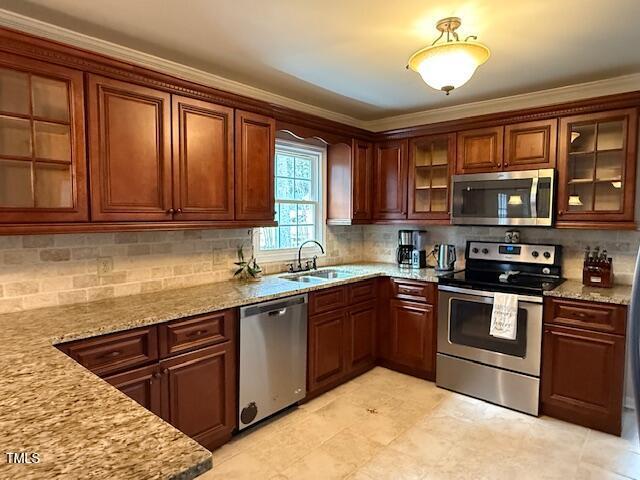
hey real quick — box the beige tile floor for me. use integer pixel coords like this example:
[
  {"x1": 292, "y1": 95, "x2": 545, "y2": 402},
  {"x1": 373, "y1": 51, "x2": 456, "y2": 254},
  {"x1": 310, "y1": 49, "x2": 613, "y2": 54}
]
[{"x1": 201, "y1": 367, "x2": 640, "y2": 480}]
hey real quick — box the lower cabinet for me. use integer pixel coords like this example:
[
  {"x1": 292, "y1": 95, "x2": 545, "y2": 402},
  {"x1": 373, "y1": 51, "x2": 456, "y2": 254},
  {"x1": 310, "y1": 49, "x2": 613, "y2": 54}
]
[
  {"x1": 307, "y1": 281, "x2": 377, "y2": 398},
  {"x1": 378, "y1": 279, "x2": 437, "y2": 380},
  {"x1": 540, "y1": 297, "x2": 627, "y2": 435},
  {"x1": 61, "y1": 309, "x2": 237, "y2": 451}
]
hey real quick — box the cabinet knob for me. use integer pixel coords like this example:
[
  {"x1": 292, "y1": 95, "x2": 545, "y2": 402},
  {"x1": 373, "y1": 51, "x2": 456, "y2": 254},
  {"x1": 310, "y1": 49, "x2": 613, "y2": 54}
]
[
  {"x1": 176, "y1": 208, "x2": 182, "y2": 214},
  {"x1": 162, "y1": 368, "x2": 169, "y2": 375},
  {"x1": 153, "y1": 371, "x2": 162, "y2": 379},
  {"x1": 167, "y1": 208, "x2": 175, "y2": 214}
]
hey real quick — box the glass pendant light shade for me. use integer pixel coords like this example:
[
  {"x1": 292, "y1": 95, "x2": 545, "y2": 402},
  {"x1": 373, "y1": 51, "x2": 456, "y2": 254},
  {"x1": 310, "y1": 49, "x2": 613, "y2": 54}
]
[
  {"x1": 409, "y1": 41, "x2": 489, "y2": 94},
  {"x1": 407, "y1": 17, "x2": 490, "y2": 95}
]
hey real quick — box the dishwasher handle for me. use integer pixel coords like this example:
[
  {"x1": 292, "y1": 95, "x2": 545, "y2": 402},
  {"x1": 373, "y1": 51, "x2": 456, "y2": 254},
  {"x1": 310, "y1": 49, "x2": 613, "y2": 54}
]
[{"x1": 240, "y1": 294, "x2": 307, "y2": 318}]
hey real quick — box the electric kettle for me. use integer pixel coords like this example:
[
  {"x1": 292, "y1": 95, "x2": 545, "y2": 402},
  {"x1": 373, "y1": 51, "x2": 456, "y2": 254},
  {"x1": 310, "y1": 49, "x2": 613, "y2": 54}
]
[{"x1": 435, "y1": 244, "x2": 456, "y2": 271}]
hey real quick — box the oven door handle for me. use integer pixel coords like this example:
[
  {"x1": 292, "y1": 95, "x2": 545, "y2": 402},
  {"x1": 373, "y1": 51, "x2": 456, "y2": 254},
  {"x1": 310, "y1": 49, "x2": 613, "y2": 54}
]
[{"x1": 437, "y1": 285, "x2": 543, "y2": 304}]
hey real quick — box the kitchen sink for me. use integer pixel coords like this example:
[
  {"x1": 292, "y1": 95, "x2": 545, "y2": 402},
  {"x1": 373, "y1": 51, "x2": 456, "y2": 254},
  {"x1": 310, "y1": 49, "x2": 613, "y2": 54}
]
[{"x1": 280, "y1": 269, "x2": 353, "y2": 283}]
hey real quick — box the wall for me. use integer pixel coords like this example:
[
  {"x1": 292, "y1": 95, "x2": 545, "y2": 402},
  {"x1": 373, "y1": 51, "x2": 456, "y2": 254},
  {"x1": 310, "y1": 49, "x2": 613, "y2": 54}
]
[
  {"x1": 362, "y1": 225, "x2": 640, "y2": 285},
  {"x1": 0, "y1": 225, "x2": 363, "y2": 314}
]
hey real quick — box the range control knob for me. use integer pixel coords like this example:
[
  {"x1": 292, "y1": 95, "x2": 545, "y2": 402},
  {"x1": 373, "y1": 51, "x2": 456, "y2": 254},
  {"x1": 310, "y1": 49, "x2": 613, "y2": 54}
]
[
  {"x1": 472, "y1": 247, "x2": 479, "y2": 254},
  {"x1": 482, "y1": 248, "x2": 489, "y2": 254},
  {"x1": 531, "y1": 251, "x2": 539, "y2": 258},
  {"x1": 543, "y1": 251, "x2": 551, "y2": 259}
]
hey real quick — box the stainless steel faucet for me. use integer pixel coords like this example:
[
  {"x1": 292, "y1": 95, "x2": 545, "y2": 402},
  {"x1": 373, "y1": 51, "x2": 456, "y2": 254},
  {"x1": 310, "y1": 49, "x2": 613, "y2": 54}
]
[{"x1": 292, "y1": 240, "x2": 325, "y2": 272}]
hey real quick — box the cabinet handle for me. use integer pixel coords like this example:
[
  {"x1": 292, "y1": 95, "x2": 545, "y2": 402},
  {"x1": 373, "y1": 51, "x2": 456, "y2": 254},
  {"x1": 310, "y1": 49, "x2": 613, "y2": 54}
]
[
  {"x1": 162, "y1": 368, "x2": 169, "y2": 375},
  {"x1": 167, "y1": 208, "x2": 175, "y2": 214},
  {"x1": 100, "y1": 350, "x2": 121, "y2": 359},
  {"x1": 559, "y1": 209, "x2": 564, "y2": 215},
  {"x1": 176, "y1": 208, "x2": 182, "y2": 214},
  {"x1": 187, "y1": 329, "x2": 207, "y2": 338},
  {"x1": 153, "y1": 371, "x2": 162, "y2": 379}
]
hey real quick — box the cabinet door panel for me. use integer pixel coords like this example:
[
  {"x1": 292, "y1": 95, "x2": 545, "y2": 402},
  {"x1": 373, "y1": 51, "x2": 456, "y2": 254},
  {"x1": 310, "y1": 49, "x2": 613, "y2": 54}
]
[
  {"x1": 104, "y1": 364, "x2": 162, "y2": 417},
  {"x1": 235, "y1": 110, "x2": 275, "y2": 220},
  {"x1": 347, "y1": 302, "x2": 377, "y2": 372},
  {"x1": 172, "y1": 96, "x2": 234, "y2": 220},
  {"x1": 308, "y1": 310, "x2": 347, "y2": 393},
  {"x1": 352, "y1": 140, "x2": 373, "y2": 220},
  {"x1": 456, "y1": 126, "x2": 503, "y2": 174},
  {"x1": 556, "y1": 109, "x2": 637, "y2": 224},
  {"x1": 389, "y1": 299, "x2": 436, "y2": 378},
  {"x1": 504, "y1": 119, "x2": 557, "y2": 170},
  {"x1": 373, "y1": 140, "x2": 408, "y2": 219},
  {"x1": 0, "y1": 53, "x2": 87, "y2": 222},
  {"x1": 161, "y1": 343, "x2": 236, "y2": 450},
  {"x1": 541, "y1": 325, "x2": 625, "y2": 435},
  {"x1": 88, "y1": 74, "x2": 172, "y2": 221}
]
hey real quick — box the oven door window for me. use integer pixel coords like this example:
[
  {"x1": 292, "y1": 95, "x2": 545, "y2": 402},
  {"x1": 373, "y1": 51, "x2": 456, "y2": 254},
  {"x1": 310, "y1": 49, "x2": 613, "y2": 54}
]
[{"x1": 449, "y1": 298, "x2": 527, "y2": 357}]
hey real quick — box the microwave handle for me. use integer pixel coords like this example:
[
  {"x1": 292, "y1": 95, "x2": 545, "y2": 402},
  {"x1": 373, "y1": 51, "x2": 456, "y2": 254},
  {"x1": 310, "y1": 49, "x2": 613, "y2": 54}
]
[{"x1": 530, "y1": 176, "x2": 539, "y2": 219}]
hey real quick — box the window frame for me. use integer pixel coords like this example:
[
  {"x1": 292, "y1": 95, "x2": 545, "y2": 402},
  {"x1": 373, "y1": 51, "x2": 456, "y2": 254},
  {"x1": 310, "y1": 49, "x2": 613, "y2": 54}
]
[{"x1": 253, "y1": 138, "x2": 326, "y2": 263}]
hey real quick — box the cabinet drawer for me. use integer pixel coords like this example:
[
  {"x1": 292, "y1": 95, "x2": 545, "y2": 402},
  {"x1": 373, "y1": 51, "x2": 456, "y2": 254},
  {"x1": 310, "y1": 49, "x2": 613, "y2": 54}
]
[
  {"x1": 348, "y1": 280, "x2": 377, "y2": 305},
  {"x1": 159, "y1": 309, "x2": 234, "y2": 358},
  {"x1": 60, "y1": 326, "x2": 158, "y2": 377},
  {"x1": 391, "y1": 278, "x2": 436, "y2": 304},
  {"x1": 544, "y1": 297, "x2": 626, "y2": 335},
  {"x1": 309, "y1": 286, "x2": 347, "y2": 315}
]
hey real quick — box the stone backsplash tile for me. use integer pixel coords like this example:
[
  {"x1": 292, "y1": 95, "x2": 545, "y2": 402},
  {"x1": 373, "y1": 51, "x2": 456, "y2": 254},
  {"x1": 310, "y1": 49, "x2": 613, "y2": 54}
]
[
  {"x1": 0, "y1": 226, "x2": 364, "y2": 313},
  {"x1": 361, "y1": 225, "x2": 640, "y2": 285}
]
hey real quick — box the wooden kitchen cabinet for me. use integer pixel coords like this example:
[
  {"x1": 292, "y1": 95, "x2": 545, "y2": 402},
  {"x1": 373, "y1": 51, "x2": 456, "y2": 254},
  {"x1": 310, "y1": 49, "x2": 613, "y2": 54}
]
[
  {"x1": 378, "y1": 279, "x2": 437, "y2": 380},
  {"x1": 104, "y1": 363, "x2": 162, "y2": 417},
  {"x1": 388, "y1": 299, "x2": 436, "y2": 378},
  {"x1": 556, "y1": 109, "x2": 638, "y2": 228},
  {"x1": 408, "y1": 133, "x2": 455, "y2": 221},
  {"x1": 58, "y1": 307, "x2": 237, "y2": 450},
  {"x1": 456, "y1": 126, "x2": 504, "y2": 173},
  {"x1": 160, "y1": 342, "x2": 236, "y2": 449},
  {"x1": 0, "y1": 53, "x2": 88, "y2": 223},
  {"x1": 541, "y1": 297, "x2": 627, "y2": 435},
  {"x1": 87, "y1": 74, "x2": 173, "y2": 222},
  {"x1": 307, "y1": 309, "x2": 348, "y2": 393},
  {"x1": 307, "y1": 281, "x2": 378, "y2": 398},
  {"x1": 172, "y1": 95, "x2": 235, "y2": 221},
  {"x1": 234, "y1": 109, "x2": 276, "y2": 221},
  {"x1": 327, "y1": 139, "x2": 373, "y2": 225},
  {"x1": 373, "y1": 139, "x2": 408, "y2": 220},
  {"x1": 504, "y1": 119, "x2": 557, "y2": 170},
  {"x1": 346, "y1": 301, "x2": 377, "y2": 372}
]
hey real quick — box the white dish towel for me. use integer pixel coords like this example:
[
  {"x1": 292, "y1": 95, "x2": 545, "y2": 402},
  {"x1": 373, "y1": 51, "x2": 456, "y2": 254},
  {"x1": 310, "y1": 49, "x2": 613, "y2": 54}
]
[{"x1": 490, "y1": 292, "x2": 518, "y2": 340}]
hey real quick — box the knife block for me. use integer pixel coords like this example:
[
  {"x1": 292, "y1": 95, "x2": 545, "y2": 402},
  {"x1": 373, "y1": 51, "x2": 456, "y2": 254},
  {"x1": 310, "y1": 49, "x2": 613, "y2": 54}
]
[{"x1": 582, "y1": 262, "x2": 614, "y2": 288}]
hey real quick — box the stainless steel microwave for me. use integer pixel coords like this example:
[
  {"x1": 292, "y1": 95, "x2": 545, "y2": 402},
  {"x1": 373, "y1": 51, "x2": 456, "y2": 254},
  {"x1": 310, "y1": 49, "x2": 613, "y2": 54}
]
[{"x1": 450, "y1": 169, "x2": 554, "y2": 226}]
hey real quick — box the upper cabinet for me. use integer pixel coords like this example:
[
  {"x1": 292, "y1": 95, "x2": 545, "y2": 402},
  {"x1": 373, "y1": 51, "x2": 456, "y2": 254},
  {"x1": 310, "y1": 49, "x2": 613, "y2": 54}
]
[
  {"x1": 0, "y1": 53, "x2": 87, "y2": 223},
  {"x1": 326, "y1": 139, "x2": 373, "y2": 225},
  {"x1": 557, "y1": 109, "x2": 637, "y2": 227},
  {"x1": 456, "y1": 126, "x2": 503, "y2": 173},
  {"x1": 88, "y1": 74, "x2": 173, "y2": 222},
  {"x1": 234, "y1": 110, "x2": 276, "y2": 221},
  {"x1": 408, "y1": 133, "x2": 455, "y2": 221},
  {"x1": 373, "y1": 139, "x2": 408, "y2": 220},
  {"x1": 456, "y1": 119, "x2": 557, "y2": 174},
  {"x1": 504, "y1": 119, "x2": 557, "y2": 170},
  {"x1": 172, "y1": 95, "x2": 234, "y2": 221}
]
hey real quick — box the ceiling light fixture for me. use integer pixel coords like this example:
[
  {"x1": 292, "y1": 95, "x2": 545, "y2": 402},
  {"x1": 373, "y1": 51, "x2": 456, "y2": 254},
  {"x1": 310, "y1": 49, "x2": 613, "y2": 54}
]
[{"x1": 407, "y1": 17, "x2": 490, "y2": 95}]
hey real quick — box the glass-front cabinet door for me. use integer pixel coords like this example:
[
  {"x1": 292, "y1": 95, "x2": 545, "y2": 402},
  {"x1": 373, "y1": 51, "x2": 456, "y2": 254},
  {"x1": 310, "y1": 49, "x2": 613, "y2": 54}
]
[
  {"x1": 408, "y1": 133, "x2": 455, "y2": 221},
  {"x1": 557, "y1": 109, "x2": 637, "y2": 226},
  {"x1": 0, "y1": 54, "x2": 87, "y2": 223}
]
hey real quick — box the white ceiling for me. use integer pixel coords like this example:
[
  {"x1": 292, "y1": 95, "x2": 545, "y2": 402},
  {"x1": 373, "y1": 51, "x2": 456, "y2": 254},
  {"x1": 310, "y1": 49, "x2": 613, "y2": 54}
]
[{"x1": 3, "y1": 0, "x2": 640, "y2": 121}]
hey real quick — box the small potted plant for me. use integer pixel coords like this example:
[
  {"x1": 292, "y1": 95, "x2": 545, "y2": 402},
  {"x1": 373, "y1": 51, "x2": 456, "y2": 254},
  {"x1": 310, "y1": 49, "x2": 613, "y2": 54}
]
[{"x1": 234, "y1": 242, "x2": 263, "y2": 282}]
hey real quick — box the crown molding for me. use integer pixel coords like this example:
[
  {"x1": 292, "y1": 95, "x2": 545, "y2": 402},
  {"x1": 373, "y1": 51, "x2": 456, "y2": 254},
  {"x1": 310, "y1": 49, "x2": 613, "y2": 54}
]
[
  {"x1": 1, "y1": 8, "x2": 639, "y2": 135},
  {"x1": 363, "y1": 73, "x2": 640, "y2": 132},
  {"x1": 0, "y1": 8, "x2": 364, "y2": 129}
]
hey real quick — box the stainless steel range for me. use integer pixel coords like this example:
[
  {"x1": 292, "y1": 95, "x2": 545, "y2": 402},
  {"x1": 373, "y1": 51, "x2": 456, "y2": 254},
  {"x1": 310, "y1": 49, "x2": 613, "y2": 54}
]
[{"x1": 436, "y1": 241, "x2": 563, "y2": 415}]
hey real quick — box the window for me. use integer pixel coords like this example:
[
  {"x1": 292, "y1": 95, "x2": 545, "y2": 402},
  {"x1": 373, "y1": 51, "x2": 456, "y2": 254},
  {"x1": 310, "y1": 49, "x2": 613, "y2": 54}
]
[{"x1": 254, "y1": 139, "x2": 325, "y2": 261}]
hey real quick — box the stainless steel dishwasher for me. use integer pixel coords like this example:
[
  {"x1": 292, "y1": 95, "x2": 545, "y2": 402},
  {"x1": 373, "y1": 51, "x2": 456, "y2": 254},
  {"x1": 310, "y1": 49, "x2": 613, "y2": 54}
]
[{"x1": 238, "y1": 294, "x2": 307, "y2": 430}]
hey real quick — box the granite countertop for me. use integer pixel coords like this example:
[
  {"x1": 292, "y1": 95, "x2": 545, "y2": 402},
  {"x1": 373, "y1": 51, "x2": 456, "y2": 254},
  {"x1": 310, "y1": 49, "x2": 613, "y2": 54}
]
[
  {"x1": 544, "y1": 279, "x2": 633, "y2": 305},
  {"x1": 0, "y1": 262, "x2": 442, "y2": 480},
  {"x1": 1, "y1": 262, "x2": 631, "y2": 479}
]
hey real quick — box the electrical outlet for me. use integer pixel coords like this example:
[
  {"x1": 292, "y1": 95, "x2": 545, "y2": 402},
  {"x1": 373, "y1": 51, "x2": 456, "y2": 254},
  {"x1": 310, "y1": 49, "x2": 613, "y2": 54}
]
[{"x1": 97, "y1": 257, "x2": 113, "y2": 275}]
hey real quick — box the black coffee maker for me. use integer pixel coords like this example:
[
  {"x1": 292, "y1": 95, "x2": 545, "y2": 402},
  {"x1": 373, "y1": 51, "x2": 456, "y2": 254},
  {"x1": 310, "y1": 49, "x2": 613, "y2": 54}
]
[{"x1": 397, "y1": 230, "x2": 414, "y2": 268}]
